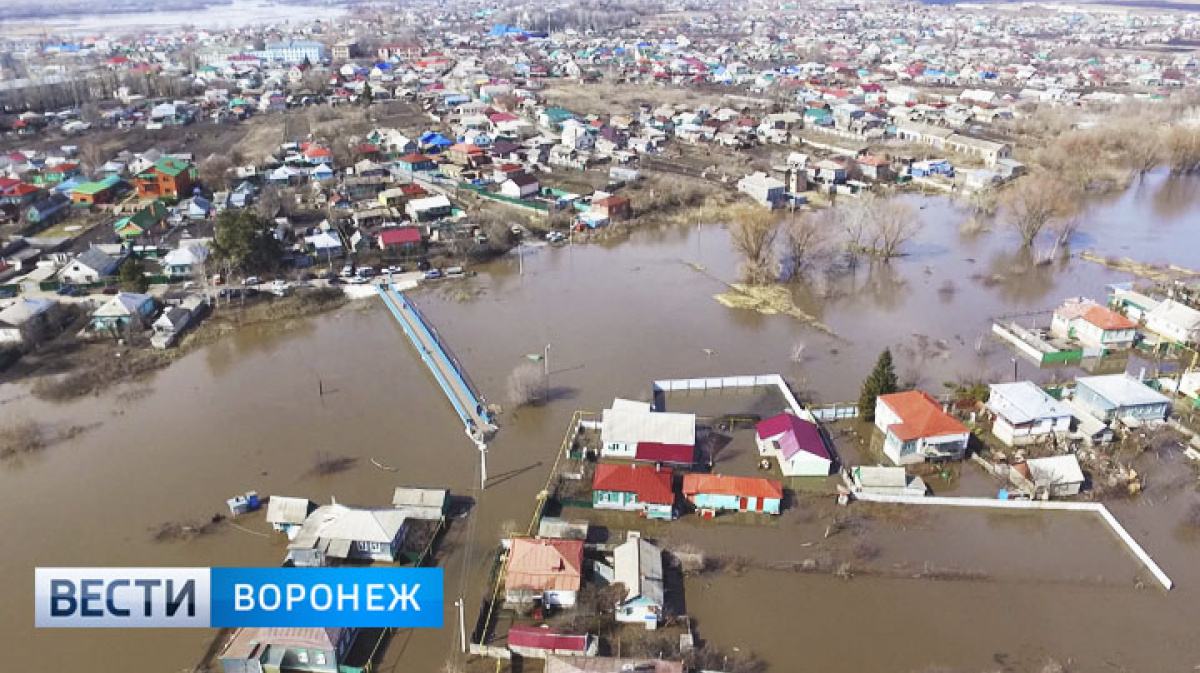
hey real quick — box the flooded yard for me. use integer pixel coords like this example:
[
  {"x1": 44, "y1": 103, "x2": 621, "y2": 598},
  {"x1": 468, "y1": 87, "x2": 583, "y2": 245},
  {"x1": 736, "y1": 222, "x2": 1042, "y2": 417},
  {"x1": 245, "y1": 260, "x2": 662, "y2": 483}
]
[{"x1": 2, "y1": 172, "x2": 1200, "y2": 672}]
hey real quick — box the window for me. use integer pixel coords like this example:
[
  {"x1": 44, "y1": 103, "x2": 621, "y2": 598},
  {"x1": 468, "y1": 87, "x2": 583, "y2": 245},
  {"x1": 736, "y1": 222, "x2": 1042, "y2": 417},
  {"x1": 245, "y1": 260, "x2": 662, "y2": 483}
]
[
  {"x1": 296, "y1": 650, "x2": 309, "y2": 664},
  {"x1": 314, "y1": 652, "x2": 327, "y2": 665}
]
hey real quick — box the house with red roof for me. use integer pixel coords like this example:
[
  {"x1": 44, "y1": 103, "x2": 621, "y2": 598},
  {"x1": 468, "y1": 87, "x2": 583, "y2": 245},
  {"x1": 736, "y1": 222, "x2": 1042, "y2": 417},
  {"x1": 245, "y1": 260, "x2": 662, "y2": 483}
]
[
  {"x1": 304, "y1": 145, "x2": 334, "y2": 166},
  {"x1": 600, "y1": 399, "x2": 695, "y2": 466},
  {"x1": 507, "y1": 625, "x2": 597, "y2": 659},
  {"x1": 377, "y1": 227, "x2": 423, "y2": 252},
  {"x1": 504, "y1": 538, "x2": 584, "y2": 606},
  {"x1": 682, "y1": 474, "x2": 783, "y2": 516},
  {"x1": 592, "y1": 464, "x2": 675, "y2": 520},
  {"x1": 874, "y1": 391, "x2": 970, "y2": 465},
  {"x1": 1050, "y1": 298, "x2": 1137, "y2": 350},
  {"x1": 754, "y1": 412, "x2": 832, "y2": 476}
]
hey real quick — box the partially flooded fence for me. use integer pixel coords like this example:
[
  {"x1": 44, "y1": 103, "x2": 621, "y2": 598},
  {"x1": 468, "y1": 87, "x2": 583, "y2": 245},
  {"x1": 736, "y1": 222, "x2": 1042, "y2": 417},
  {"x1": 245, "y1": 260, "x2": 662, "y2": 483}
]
[
  {"x1": 652, "y1": 374, "x2": 808, "y2": 418},
  {"x1": 852, "y1": 492, "x2": 1174, "y2": 590}
]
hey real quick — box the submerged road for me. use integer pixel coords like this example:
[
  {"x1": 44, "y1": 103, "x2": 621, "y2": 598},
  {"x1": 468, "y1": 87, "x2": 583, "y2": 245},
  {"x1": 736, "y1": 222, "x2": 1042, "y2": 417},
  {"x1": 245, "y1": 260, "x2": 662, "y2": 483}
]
[{"x1": 377, "y1": 284, "x2": 494, "y2": 438}]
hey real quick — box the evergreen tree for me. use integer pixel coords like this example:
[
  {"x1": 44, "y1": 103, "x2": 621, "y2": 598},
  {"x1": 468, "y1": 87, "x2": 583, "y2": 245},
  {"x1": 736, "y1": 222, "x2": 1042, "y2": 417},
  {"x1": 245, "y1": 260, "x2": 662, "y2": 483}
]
[
  {"x1": 361, "y1": 80, "x2": 372, "y2": 106},
  {"x1": 858, "y1": 348, "x2": 898, "y2": 421},
  {"x1": 118, "y1": 257, "x2": 148, "y2": 293}
]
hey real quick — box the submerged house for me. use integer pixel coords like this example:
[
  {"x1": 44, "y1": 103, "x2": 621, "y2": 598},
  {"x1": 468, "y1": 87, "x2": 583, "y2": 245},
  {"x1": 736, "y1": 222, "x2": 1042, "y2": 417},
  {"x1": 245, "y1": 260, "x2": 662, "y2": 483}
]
[
  {"x1": 754, "y1": 412, "x2": 832, "y2": 476},
  {"x1": 287, "y1": 504, "x2": 407, "y2": 566},
  {"x1": 600, "y1": 399, "x2": 696, "y2": 466},
  {"x1": 1050, "y1": 299, "x2": 1137, "y2": 350},
  {"x1": 504, "y1": 538, "x2": 584, "y2": 607},
  {"x1": 986, "y1": 382, "x2": 1074, "y2": 447},
  {"x1": 592, "y1": 463, "x2": 675, "y2": 520},
  {"x1": 681, "y1": 473, "x2": 783, "y2": 515},
  {"x1": 874, "y1": 391, "x2": 970, "y2": 465},
  {"x1": 613, "y1": 532, "x2": 664, "y2": 630}
]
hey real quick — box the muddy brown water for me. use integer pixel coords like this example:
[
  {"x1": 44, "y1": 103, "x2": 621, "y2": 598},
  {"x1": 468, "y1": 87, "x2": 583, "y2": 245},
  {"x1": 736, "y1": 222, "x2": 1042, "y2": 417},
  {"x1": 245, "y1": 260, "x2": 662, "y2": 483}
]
[{"x1": 2, "y1": 172, "x2": 1200, "y2": 672}]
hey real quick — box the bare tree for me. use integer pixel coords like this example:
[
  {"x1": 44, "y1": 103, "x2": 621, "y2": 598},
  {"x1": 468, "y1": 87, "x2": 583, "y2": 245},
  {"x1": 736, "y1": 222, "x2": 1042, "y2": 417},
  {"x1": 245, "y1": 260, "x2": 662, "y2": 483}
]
[
  {"x1": 78, "y1": 141, "x2": 107, "y2": 172},
  {"x1": 868, "y1": 199, "x2": 922, "y2": 259},
  {"x1": 256, "y1": 185, "x2": 283, "y2": 220},
  {"x1": 826, "y1": 197, "x2": 875, "y2": 257},
  {"x1": 198, "y1": 155, "x2": 233, "y2": 191},
  {"x1": 779, "y1": 211, "x2": 829, "y2": 271},
  {"x1": 727, "y1": 206, "x2": 779, "y2": 284},
  {"x1": 506, "y1": 362, "x2": 544, "y2": 407},
  {"x1": 1119, "y1": 125, "x2": 1164, "y2": 177},
  {"x1": 1002, "y1": 177, "x2": 1081, "y2": 248}
]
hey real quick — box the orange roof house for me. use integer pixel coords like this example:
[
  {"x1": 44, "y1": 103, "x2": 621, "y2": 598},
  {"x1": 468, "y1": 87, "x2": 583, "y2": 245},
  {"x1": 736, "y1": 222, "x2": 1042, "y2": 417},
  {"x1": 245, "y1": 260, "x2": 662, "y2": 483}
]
[
  {"x1": 134, "y1": 157, "x2": 195, "y2": 199},
  {"x1": 1051, "y1": 298, "x2": 1138, "y2": 350},
  {"x1": 504, "y1": 538, "x2": 584, "y2": 606},
  {"x1": 874, "y1": 391, "x2": 970, "y2": 465}
]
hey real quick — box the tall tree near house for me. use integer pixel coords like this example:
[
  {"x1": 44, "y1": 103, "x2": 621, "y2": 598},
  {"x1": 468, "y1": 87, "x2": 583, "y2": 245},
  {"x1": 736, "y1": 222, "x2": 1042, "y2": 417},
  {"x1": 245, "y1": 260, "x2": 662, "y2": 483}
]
[
  {"x1": 118, "y1": 257, "x2": 149, "y2": 293},
  {"x1": 361, "y1": 80, "x2": 373, "y2": 106},
  {"x1": 1002, "y1": 177, "x2": 1081, "y2": 248},
  {"x1": 779, "y1": 211, "x2": 828, "y2": 274},
  {"x1": 858, "y1": 348, "x2": 899, "y2": 421}
]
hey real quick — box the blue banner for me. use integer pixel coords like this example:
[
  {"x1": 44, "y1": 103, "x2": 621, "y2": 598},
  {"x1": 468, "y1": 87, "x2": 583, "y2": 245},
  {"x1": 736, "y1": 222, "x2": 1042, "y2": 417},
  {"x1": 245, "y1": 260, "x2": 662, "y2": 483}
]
[
  {"x1": 211, "y1": 567, "x2": 444, "y2": 628},
  {"x1": 35, "y1": 567, "x2": 444, "y2": 628}
]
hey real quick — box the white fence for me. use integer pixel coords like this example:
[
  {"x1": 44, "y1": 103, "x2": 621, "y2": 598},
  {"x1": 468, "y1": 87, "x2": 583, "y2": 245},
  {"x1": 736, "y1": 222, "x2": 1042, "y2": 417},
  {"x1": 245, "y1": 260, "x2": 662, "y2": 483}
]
[
  {"x1": 852, "y1": 492, "x2": 1173, "y2": 590},
  {"x1": 652, "y1": 374, "x2": 809, "y2": 419}
]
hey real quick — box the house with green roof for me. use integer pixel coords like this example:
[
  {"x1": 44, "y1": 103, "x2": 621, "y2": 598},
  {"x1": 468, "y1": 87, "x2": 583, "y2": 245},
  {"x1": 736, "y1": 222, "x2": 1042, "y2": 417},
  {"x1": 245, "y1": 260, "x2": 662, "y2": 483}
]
[
  {"x1": 70, "y1": 175, "x2": 123, "y2": 207},
  {"x1": 113, "y1": 200, "x2": 169, "y2": 240},
  {"x1": 134, "y1": 157, "x2": 195, "y2": 199}
]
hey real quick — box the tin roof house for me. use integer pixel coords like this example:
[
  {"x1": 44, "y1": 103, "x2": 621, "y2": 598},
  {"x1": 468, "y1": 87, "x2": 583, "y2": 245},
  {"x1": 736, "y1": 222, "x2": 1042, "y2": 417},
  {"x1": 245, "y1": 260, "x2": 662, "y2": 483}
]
[
  {"x1": 504, "y1": 537, "x2": 584, "y2": 607},
  {"x1": 1073, "y1": 374, "x2": 1170, "y2": 425},
  {"x1": 600, "y1": 399, "x2": 695, "y2": 466},
  {"x1": 591, "y1": 463, "x2": 675, "y2": 520},
  {"x1": 874, "y1": 391, "x2": 970, "y2": 465},
  {"x1": 287, "y1": 504, "x2": 407, "y2": 566},
  {"x1": 220, "y1": 627, "x2": 360, "y2": 673},
  {"x1": 754, "y1": 412, "x2": 832, "y2": 476},
  {"x1": 1050, "y1": 298, "x2": 1137, "y2": 350},
  {"x1": 986, "y1": 382, "x2": 1074, "y2": 447},
  {"x1": 265, "y1": 496, "x2": 314, "y2": 538},
  {"x1": 682, "y1": 473, "x2": 783, "y2": 516},
  {"x1": 613, "y1": 531, "x2": 664, "y2": 630},
  {"x1": 507, "y1": 625, "x2": 597, "y2": 659}
]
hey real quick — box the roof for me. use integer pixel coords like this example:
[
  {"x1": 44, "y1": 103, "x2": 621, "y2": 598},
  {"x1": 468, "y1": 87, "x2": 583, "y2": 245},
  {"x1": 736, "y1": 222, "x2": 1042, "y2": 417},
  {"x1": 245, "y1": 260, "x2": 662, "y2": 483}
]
[
  {"x1": 682, "y1": 473, "x2": 783, "y2": 500},
  {"x1": 288, "y1": 504, "x2": 407, "y2": 554},
  {"x1": 507, "y1": 625, "x2": 589, "y2": 652},
  {"x1": 1025, "y1": 455, "x2": 1085, "y2": 486},
  {"x1": 506, "y1": 173, "x2": 539, "y2": 187},
  {"x1": 143, "y1": 157, "x2": 192, "y2": 178},
  {"x1": 398, "y1": 153, "x2": 431, "y2": 163},
  {"x1": 0, "y1": 297, "x2": 55, "y2": 328},
  {"x1": 224, "y1": 627, "x2": 345, "y2": 659},
  {"x1": 755, "y1": 412, "x2": 829, "y2": 460},
  {"x1": 634, "y1": 442, "x2": 693, "y2": 464},
  {"x1": 852, "y1": 466, "x2": 909, "y2": 488},
  {"x1": 614, "y1": 533, "x2": 663, "y2": 607},
  {"x1": 379, "y1": 227, "x2": 422, "y2": 245},
  {"x1": 408, "y1": 194, "x2": 452, "y2": 211},
  {"x1": 879, "y1": 391, "x2": 969, "y2": 441},
  {"x1": 987, "y1": 382, "x2": 1072, "y2": 425},
  {"x1": 391, "y1": 487, "x2": 448, "y2": 510},
  {"x1": 1076, "y1": 374, "x2": 1170, "y2": 408},
  {"x1": 1082, "y1": 305, "x2": 1136, "y2": 331},
  {"x1": 601, "y1": 408, "x2": 695, "y2": 446},
  {"x1": 1147, "y1": 299, "x2": 1200, "y2": 331},
  {"x1": 592, "y1": 464, "x2": 674, "y2": 505},
  {"x1": 546, "y1": 656, "x2": 683, "y2": 673},
  {"x1": 505, "y1": 538, "x2": 583, "y2": 594},
  {"x1": 265, "y1": 496, "x2": 312, "y2": 525},
  {"x1": 93, "y1": 292, "x2": 152, "y2": 318},
  {"x1": 67, "y1": 248, "x2": 119, "y2": 274}
]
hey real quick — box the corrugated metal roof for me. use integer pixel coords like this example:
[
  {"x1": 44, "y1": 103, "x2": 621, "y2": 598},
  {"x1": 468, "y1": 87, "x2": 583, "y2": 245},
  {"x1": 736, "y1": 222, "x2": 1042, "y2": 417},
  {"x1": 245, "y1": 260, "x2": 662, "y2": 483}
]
[
  {"x1": 682, "y1": 473, "x2": 783, "y2": 499},
  {"x1": 614, "y1": 533, "x2": 664, "y2": 607},
  {"x1": 601, "y1": 408, "x2": 695, "y2": 446},
  {"x1": 505, "y1": 538, "x2": 583, "y2": 594},
  {"x1": 987, "y1": 382, "x2": 1072, "y2": 425},
  {"x1": 592, "y1": 464, "x2": 674, "y2": 505},
  {"x1": 508, "y1": 625, "x2": 588, "y2": 652}
]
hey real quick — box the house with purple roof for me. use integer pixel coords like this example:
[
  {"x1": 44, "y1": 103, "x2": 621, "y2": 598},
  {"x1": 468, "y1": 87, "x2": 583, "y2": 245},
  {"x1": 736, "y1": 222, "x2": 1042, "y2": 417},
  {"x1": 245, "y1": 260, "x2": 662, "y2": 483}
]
[{"x1": 754, "y1": 412, "x2": 833, "y2": 477}]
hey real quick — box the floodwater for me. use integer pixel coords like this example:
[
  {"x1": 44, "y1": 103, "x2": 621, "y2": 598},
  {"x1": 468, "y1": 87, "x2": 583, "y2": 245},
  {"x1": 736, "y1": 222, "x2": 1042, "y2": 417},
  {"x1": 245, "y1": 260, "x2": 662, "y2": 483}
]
[
  {"x1": 0, "y1": 0, "x2": 347, "y2": 35},
  {"x1": 2, "y1": 170, "x2": 1200, "y2": 672}
]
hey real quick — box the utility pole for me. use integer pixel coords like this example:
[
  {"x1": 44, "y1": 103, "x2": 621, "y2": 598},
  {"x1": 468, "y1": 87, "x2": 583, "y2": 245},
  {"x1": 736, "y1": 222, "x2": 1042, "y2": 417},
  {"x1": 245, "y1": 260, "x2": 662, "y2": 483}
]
[
  {"x1": 1011, "y1": 356, "x2": 1018, "y2": 382},
  {"x1": 455, "y1": 597, "x2": 467, "y2": 653},
  {"x1": 517, "y1": 241, "x2": 523, "y2": 276},
  {"x1": 476, "y1": 438, "x2": 488, "y2": 490}
]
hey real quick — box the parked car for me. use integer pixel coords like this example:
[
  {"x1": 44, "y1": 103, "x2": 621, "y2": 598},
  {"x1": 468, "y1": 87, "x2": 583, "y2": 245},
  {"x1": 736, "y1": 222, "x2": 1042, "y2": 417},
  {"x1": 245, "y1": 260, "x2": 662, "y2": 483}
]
[
  {"x1": 417, "y1": 259, "x2": 431, "y2": 271},
  {"x1": 269, "y1": 280, "x2": 291, "y2": 296},
  {"x1": 101, "y1": 287, "x2": 119, "y2": 295},
  {"x1": 340, "y1": 265, "x2": 355, "y2": 277},
  {"x1": 56, "y1": 285, "x2": 84, "y2": 296},
  {"x1": 445, "y1": 266, "x2": 464, "y2": 277},
  {"x1": 357, "y1": 267, "x2": 375, "y2": 278},
  {"x1": 386, "y1": 265, "x2": 403, "y2": 274},
  {"x1": 546, "y1": 231, "x2": 568, "y2": 243},
  {"x1": 423, "y1": 269, "x2": 442, "y2": 280},
  {"x1": 0, "y1": 286, "x2": 17, "y2": 298},
  {"x1": 348, "y1": 276, "x2": 370, "y2": 285},
  {"x1": 243, "y1": 276, "x2": 261, "y2": 286}
]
